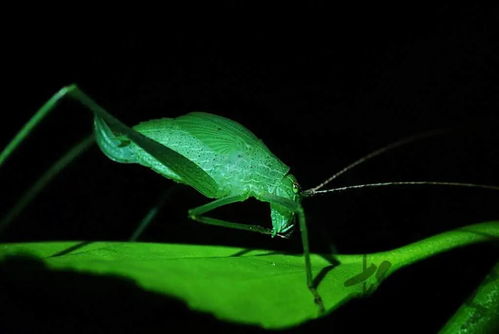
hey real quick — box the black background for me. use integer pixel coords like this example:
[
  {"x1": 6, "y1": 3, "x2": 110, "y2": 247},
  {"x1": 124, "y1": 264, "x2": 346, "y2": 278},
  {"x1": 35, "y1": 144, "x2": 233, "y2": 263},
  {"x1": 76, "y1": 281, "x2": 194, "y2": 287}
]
[{"x1": 1, "y1": 4, "x2": 498, "y2": 333}]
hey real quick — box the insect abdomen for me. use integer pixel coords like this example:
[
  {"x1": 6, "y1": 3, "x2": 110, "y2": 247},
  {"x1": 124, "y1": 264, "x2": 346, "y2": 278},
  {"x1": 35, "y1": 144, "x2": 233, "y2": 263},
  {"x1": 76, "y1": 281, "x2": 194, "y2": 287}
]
[
  {"x1": 94, "y1": 116, "x2": 138, "y2": 164},
  {"x1": 132, "y1": 113, "x2": 290, "y2": 197}
]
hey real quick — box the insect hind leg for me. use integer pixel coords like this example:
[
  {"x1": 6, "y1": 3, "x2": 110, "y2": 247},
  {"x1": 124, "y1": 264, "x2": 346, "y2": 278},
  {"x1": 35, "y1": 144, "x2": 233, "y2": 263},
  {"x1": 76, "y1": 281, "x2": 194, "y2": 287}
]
[
  {"x1": 94, "y1": 115, "x2": 138, "y2": 164},
  {"x1": 129, "y1": 187, "x2": 177, "y2": 241}
]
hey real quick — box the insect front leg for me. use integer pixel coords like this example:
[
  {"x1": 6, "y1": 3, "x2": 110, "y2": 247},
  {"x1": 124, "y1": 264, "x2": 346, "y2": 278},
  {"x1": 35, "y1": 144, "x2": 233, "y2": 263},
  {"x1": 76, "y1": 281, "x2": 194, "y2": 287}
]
[
  {"x1": 188, "y1": 195, "x2": 275, "y2": 236},
  {"x1": 260, "y1": 194, "x2": 325, "y2": 314}
]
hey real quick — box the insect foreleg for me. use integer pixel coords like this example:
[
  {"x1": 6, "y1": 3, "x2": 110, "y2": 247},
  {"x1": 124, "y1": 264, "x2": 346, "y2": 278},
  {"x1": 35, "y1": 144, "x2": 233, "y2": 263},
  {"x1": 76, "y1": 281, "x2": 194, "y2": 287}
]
[
  {"x1": 188, "y1": 195, "x2": 275, "y2": 236},
  {"x1": 259, "y1": 194, "x2": 325, "y2": 314}
]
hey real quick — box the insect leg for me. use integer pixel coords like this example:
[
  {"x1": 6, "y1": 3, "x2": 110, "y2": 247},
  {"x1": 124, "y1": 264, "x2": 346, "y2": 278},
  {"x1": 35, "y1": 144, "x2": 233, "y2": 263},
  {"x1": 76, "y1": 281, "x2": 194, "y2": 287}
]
[
  {"x1": 0, "y1": 88, "x2": 73, "y2": 167},
  {"x1": 188, "y1": 195, "x2": 274, "y2": 236},
  {"x1": 129, "y1": 187, "x2": 175, "y2": 241},
  {"x1": 0, "y1": 135, "x2": 94, "y2": 235},
  {"x1": 259, "y1": 194, "x2": 325, "y2": 313}
]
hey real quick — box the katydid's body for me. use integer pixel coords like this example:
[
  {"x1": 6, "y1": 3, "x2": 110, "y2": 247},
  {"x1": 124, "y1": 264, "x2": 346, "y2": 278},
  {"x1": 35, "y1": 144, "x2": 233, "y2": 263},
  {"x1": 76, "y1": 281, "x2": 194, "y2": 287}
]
[
  {"x1": 0, "y1": 85, "x2": 318, "y2": 309},
  {"x1": 96, "y1": 112, "x2": 299, "y2": 237},
  {"x1": 1, "y1": 84, "x2": 498, "y2": 316}
]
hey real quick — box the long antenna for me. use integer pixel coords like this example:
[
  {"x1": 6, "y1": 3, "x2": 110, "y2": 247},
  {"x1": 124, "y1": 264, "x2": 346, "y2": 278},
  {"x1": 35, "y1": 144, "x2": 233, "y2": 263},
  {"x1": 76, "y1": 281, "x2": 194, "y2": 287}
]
[
  {"x1": 303, "y1": 128, "x2": 449, "y2": 194},
  {"x1": 302, "y1": 181, "x2": 499, "y2": 197}
]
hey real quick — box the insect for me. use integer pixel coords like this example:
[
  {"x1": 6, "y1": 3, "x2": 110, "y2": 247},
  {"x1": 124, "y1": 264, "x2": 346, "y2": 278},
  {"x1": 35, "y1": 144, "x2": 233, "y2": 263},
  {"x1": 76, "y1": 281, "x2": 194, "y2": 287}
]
[{"x1": 1, "y1": 84, "x2": 497, "y2": 313}]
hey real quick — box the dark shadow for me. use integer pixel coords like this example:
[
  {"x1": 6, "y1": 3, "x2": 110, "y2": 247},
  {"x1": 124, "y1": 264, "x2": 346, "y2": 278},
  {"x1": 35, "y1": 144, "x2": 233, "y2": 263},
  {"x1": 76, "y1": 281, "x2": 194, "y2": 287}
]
[
  {"x1": 319, "y1": 253, "x2": 340, "y2": 267},
  {"x1": 229, "y1": 248, "x2": 254, "y2": 257},
  {"x1": 311, "y1": 254, "x2": 340, "y2": 289},
  {"x1": 312, "y1": 263, "x2": 336, "y2": 289},
  {"x1": 229, "y1": 248, "x2": 283, "y2": 257},
  {"x1": 48, "y1": 240, "x2": 94, "y2": 257},
  {"x1": 343, "y1": 263, "x2": 377, "y2": 287},
  {"x1": 0, "y1": 254, "x2": 264, "y2": 334},
  {"x1": 229, "y1": 248, "x2": 340, "y2": 289}
]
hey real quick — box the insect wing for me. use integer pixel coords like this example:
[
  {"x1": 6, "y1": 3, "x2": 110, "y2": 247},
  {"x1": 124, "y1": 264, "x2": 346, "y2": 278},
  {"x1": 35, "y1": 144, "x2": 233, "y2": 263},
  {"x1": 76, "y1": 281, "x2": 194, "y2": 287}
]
[
  {"x1": 72, "y1": 90, "x2": 218, "y2": 197},
  {"x1": 174, "y1": 112, "x2": 265, "y2": 154}
]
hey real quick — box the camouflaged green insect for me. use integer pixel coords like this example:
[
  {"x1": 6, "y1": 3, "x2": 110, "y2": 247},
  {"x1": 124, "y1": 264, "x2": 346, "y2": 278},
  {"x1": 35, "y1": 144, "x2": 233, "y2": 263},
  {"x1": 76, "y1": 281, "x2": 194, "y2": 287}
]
[
  {"x1": 7, "y1": 84, "x2": 322, "y2": 310},
  {"x1": 84, "y1": 84, "x2": 323, "y2": 306},
  {"x1": 3, "y1": 84, "x2": 497, "y2": 314},
  {"x1": 94, "y1": 109, "x2": 300, "y2": 239}
]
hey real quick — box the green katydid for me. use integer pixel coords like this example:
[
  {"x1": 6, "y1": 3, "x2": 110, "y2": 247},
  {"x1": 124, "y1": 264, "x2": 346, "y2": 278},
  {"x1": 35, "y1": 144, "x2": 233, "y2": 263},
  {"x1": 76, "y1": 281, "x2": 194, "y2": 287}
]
[{"x1": 1, "y1": 84, "x2": 498, "y2": 313}]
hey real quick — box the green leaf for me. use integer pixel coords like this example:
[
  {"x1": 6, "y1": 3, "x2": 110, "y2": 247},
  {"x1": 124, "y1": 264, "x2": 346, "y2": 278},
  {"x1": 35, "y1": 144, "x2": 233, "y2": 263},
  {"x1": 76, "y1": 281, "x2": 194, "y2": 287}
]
[
  {"x1": 0, "y1": 221, "x2": 497, "y2": 329},
  {"x1": 439, "y1": 261, "x2": 499, "y2": 334}
]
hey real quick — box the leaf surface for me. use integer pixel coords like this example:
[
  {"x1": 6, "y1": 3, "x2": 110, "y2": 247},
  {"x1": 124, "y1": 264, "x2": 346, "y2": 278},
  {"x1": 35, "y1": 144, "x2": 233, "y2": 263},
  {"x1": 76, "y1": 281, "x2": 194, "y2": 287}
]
[{"x1": 0, "y1": 221, "x2": 497, "y2": 329}]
